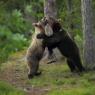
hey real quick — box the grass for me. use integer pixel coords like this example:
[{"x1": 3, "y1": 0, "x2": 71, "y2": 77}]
[
  {"x1": 47, "y1": 86, "x2": 95, "y2": 95},
  {"x1": 28, "y1": 62, "x2": 95, "y2": 95},
  {"x1": 0, "y1": 51, "x2": 95, "y2": 95},
  {"x1": 0, "y1": 81, "x2": 25, "y2": 95}
]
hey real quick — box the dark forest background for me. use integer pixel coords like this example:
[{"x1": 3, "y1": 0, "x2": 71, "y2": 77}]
[{"x1": 0, "y1": 0, "x2": 95, "y2": 63}]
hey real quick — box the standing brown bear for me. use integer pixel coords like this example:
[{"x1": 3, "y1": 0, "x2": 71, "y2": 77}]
[
  {"x1": 26, "y1": 22, "x2": 45, "y2": 79},
  {"x1": 37, "y1": 16, "x2": 85, "y2": 73}
]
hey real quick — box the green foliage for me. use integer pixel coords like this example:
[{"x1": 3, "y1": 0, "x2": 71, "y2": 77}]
[
  {"x1": 9, "y1": 10, "x2": 26, "y2": 33},
  {"x1": 75, "y1": 34, "x2": 83, "y2": 47},
  {"x1": 0, "y1": 9, "x2": 30, "y2": 63},
  {"x1": 0, "y1": 26, "x2": 28, "y2": 63},
  {"x1": 0, "y1": 0, "x2": 44, "y2": 63},
  {"x1": 24, "y1": 1, "x2": 44, "y2": 20},
  {"x1": 0, "y1": 0, "x2": 95, "y2": 63},
  {"x1": 0, "y1": 81, "x2": 25, "y2": 95}
]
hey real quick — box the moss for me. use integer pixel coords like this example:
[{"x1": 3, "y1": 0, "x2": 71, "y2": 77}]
[{"x1": 0, "y1": 81, "x2": 25, "y2": 95}]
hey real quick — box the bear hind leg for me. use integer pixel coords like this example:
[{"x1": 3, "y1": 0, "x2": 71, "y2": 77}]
[
  {"x1": 27, "y1": 56, "x2": 41, "y2": 79},
  {"x1": 67, "y1": 59, "x2": 77, "y2": 72},
  {"x1": 72, "y1": 56, "x2": 85, "y2": 72}
]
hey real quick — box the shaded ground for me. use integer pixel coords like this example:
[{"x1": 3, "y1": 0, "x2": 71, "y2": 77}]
[
  {"x1": 0, "y1": 51, "x2": 95, "y2": 95},
  {"x1": 0, "y1": 51, "x2": 50, "y2": 95}
]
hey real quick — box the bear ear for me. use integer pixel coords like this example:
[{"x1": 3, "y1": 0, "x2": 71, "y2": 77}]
[
  {"x1": 32, "y1": 23, "x2": 41, "y2": 27},
  {"x1": 32, "y1": 23, "x2": 38, "y2": 27},
  {"x1": 57, "y1": 18, "x2": 61, "y2": 22}
]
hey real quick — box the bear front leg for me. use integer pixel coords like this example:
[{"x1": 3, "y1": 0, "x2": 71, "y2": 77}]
[
  {"x1": 47, "y1": 48, "x2": 57, "y2": 64},
  {"x1": 37, "y1": 33, "x2": 46, "y2": 39}
]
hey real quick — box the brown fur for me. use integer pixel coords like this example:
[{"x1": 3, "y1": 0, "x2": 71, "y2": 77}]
[{"x1": 26, "y1": 27, "x2": 45, "y2": 79}]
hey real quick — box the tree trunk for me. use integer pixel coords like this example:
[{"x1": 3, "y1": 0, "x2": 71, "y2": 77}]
[
  {"x1": 81, "y1": 0, "x2": 95, "y2": 70},
  {"x1": 44, "y1": 0, "x2": 57, "y2": 18}
]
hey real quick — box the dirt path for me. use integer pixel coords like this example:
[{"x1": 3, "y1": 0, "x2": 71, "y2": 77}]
[{"x1": 0, "y1": 52, "x2": 50, "y2": 95}]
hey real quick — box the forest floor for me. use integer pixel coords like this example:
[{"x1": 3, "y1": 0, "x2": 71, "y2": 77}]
[{"x1": 0, "y1": 51, "x2": 95, "y2": 95}]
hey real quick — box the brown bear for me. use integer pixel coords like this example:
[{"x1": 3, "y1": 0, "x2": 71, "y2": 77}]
[
  {"x1": 26, "y1": 22, "x2": 45, "y2": 79},
  {"x1": 36, "y1": 16, "x2": 85, "y2": 72}
]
